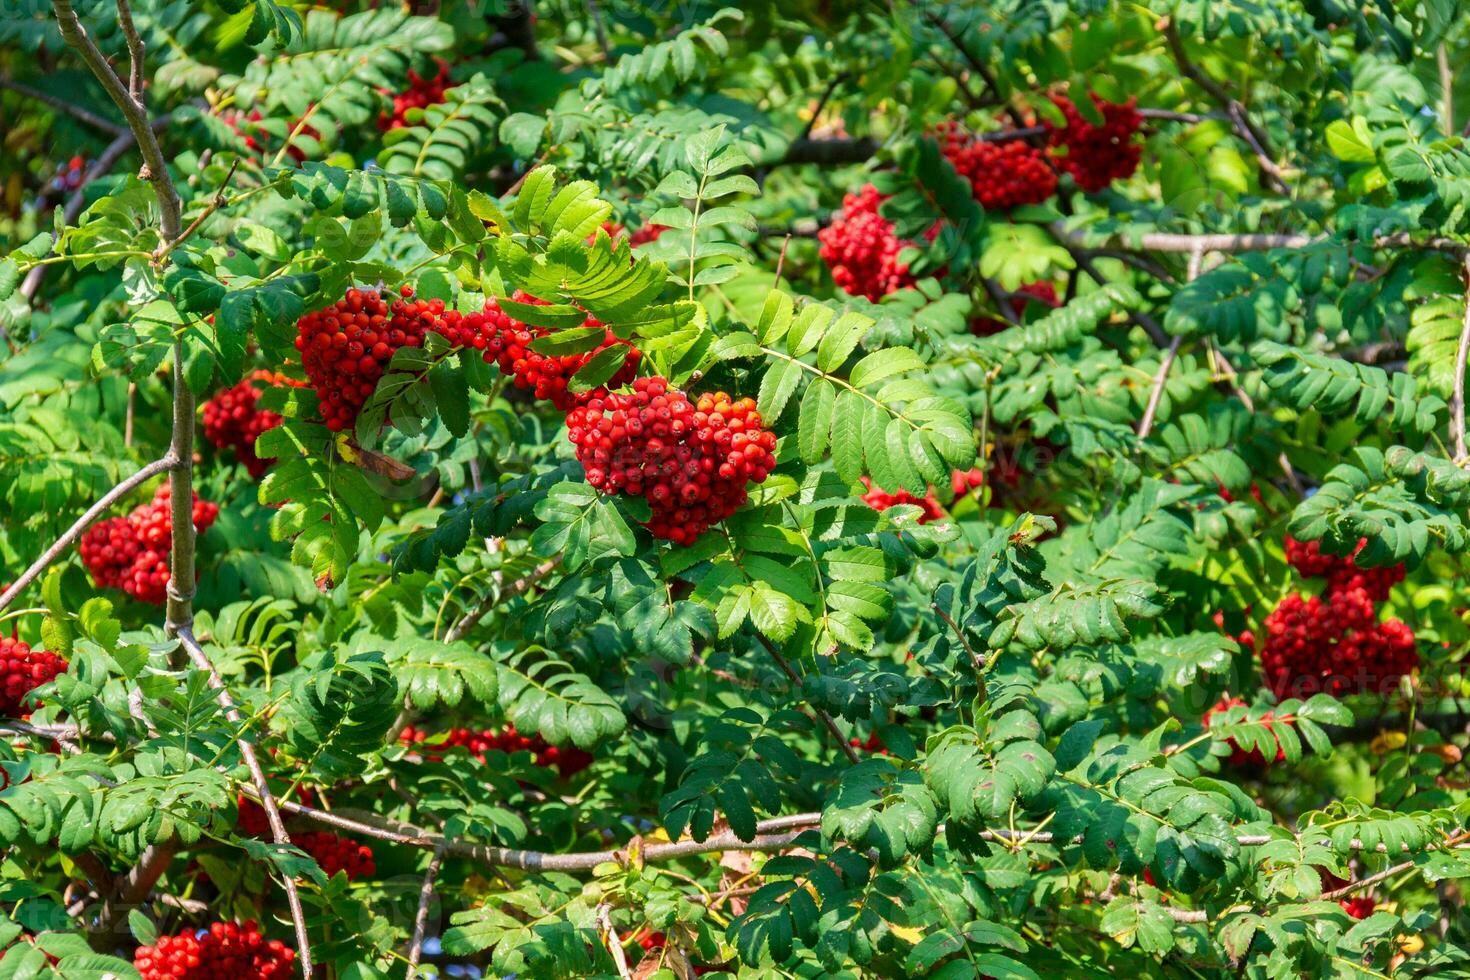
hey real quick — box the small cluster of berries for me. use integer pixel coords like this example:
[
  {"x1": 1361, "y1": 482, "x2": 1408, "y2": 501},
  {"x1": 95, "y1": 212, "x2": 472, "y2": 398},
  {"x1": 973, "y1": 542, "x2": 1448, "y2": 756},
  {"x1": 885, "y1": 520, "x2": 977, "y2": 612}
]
[
  {"x1": 816, "y1": 184, "x2": 917, "y2": 301},
  {"x1": 379, "y1": 62, "x2": 451, "y2": 132},
  {"x1": 221, "y1": 108, "x2": 314, "y2": 164},
  {"x1": 859, "y1": 467, "x2": 986, "y2": 524},
  {"x1": 1259, "y1": 537, "x2": 1415, "y2": 699},
  {"x1": 79, "y1": 486, "x2": 219, "y2": 605},
  {"x1": 566, "y1": 378, "x2": 778, "y2": 544},
  {"x1": 202, "y1": 371, "x2": 304, "y2": 477},
  {"x1": 970, "y1": 280, "x2": 1061, "y2": 337},
  {"x1": 1203, "y1": 695, "x2": 1289, "y2": 766},
  {"x1": 0, "y1": 636, "x2": 66, "y2": 717},
  {"x1": 601, "y1": 221, "x2": 670, "y2": 247},
  {"x1": 399, "y1": 724, "x2": 593, "y2": 776},
  {"x1": 133, "y1": 921, "x2": 294, "y2": 980},
  {"x1": 51, "y1": 155, "x2": 88, "y2": 193},
  {"x1": 848, "y1": 732, "x2": 887, "y2": 755},
  {"x1": 480, "y1": 292, "x2": 640, "y2": 410},
  {"x1": 236, "y1": 794, "x2": 375, "y2": 879}
]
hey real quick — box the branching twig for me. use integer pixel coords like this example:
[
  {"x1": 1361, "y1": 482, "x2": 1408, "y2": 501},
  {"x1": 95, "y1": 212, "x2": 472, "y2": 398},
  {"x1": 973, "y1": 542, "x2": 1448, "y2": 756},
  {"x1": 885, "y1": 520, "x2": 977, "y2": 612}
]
[
  {"x1": 754, "y1": 633, "x2": 861, "y2": 765},
  {"x1": 444, "y1": 556, "x2": 561, "y2": 643},
  {"x1": 0, "y1": 456, "x2": 178, "y2": 615},
  {"x1": 177, "y1": 629, "x2": 313, "y2": 975},
  {"x1": 1137, "y1": 248, "x2": 1201, "y2": 437},
  {"x1": 597, "y1": 904, "x2": 633, "y2": 980}
]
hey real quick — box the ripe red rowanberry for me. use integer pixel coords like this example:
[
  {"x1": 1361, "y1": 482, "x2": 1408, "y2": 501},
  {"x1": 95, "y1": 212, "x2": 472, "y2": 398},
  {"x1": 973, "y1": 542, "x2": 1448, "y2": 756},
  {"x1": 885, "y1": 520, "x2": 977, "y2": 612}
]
[
  {"x1": 378, "y1": 61, "x2": 451, "y2": 132},
  {"x1": 565, "y1": 377, "x2": 778, "y2": 543},
  {"x1": 0, "y1": 636, "x2": 66, "y2": 717},
  {"x1": 399, "y1": 724, "x2": 594, "y2": 776},
  {"x1": 1045, "y1": 94, "x2": 1142, "y2": 193},
  {"x1": 134, "y1": 921, "x2": 295, "y2": 980},
  {"x1": 934, "y1": 120, "x2": 1058, "y2": 209},
  {"x1": 479, "y1": 291, "x2": 640, "y2": 410},
  {"x1": 79, "y1": 486, "x2": 219, "y2": 606},
  {"x1": 1203, "y1": 695, "x2": 1289, "y2": 766},
  {"x1": 202, "y1": 371, "x2": 305, "y2": 478},
  {"x1": 817, "y1": 183, "x2": 918, "y2": 301}
]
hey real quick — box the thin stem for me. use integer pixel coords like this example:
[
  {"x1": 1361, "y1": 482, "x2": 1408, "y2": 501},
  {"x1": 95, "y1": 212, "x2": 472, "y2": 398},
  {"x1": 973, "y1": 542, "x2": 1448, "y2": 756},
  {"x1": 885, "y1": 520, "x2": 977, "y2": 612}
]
[
  {"x1": 0, "y1": 456, "x2": 178, "y2": 615},
  {"x1": 596, "y1": 904, "x2": 633, "y2": 980},
  {"x1": 0, "y1": 77, "x2": 126, "y2": 134},
  {"x1": 753, "y1": 633, "x2": 861, "y2": 765},
  {"x1": 1453, "y1": 254, "x2": 1470, "y2": 463},
  {"x1": 164, "y1": 340, "x2": 196, "y2": 635},
  {"x1": 405, "y1": 845, "x2": 446, "y2": 976},
  {"x1": 176, "y1": 629, "x2": 313, "y2": 975}
]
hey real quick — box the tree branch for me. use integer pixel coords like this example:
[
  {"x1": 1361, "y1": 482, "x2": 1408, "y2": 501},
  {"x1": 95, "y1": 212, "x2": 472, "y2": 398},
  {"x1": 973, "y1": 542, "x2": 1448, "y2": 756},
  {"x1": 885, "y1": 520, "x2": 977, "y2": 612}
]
[
  {"x1": 176, "y1": 629, "x2": 313, "y2": 975},
  {"x1": 1451, "y1": 253, "x2": 1470, "y2": 462},
  {"x1": 405, "y1": 845, "x2": 445, "y2": 975},
  {"x1": 0, "y1": 77, "x2": 125, "y2": 134},
  {"x1": 753, "y1": 633, "x2": 861, "y2": 765},
  {"x1": 51, "y1": 0, "x2": 180, "y2": 239},
  {"x1": 0, "y1": 455, "x2": 178, "y2": 616},
  {"x1": 444, "y1": 556, "x2": 561, "y2": 643}
]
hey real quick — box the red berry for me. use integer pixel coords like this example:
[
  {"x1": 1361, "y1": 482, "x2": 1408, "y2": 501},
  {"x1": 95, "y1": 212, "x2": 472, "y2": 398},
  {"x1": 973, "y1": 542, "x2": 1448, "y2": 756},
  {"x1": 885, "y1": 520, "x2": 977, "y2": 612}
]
[
  {"x1": 817, "y1": 184, "x2": 918, "y2": 301},
  {"x1": 0, "y1": 636, "x2": 66, "y2": 717},
  {"x1": 398, "y1": 724, "x2": 594, "y2": 776},
  {"x1": 1045, "y1": 94, "x2": 1142, "y2": 193},
  {"x1": 79, "y1": 486, "x2": 219, "y2": 606},
  {"x1": 202, "y1": 371, "x2": 305, "y2": 478},
  {"x1": 479, "y1": 292, "x2": 641, "y2": 410},
  {"x1": 134, "y1": 920, "x2": 295, "y2": 980},
  {"x1": 565, "y1": 378, "x2": 777, "y2": 543},
  {"x1": 934, "y1": 121, "x2": 1058, "y2": 209},
  {"x1": 1203, "y1": 696, "x2": 1290, "y2": 766},
  {"x1": 378, "y1": 61, "x2": 451, "y2": 132},
  {"x1": 1318, "y1": 871, "x2": 1376, "y2": 919}
]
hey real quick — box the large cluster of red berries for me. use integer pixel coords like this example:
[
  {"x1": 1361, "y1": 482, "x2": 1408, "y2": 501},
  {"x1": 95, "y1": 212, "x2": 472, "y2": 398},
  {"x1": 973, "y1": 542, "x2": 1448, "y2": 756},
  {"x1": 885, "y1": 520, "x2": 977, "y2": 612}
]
[
  {"x1": 295, "y1": 286, "x2": 446, "y2": 431},
  {"x1": 934, "y1": 120, "x2": 1058, "y2": 210},
  {"x1": 1203, "y1": 695, "x2": 1290, "y2": 766},
  {"x1": 817, "y1": 184, "x2": 918, "y2": 301},
  {"x1": 480, "y1": 292, "x2": 641, "y2": 411},
  {"x1": 399, "y1": 724, "x2": 593, "y2": 776},
  {"x1": 566, "y1": 378, "x2": 778, "y2": 544},
  {"x1": 202, "y1": 371, "x2": 304, "y2": 477},
  {"x1": 1259, "y1": 537, "x2": 1415, "y2": 699},
  {"x1": 79, "y1": 486, "x2": 219, "y2": 605},
  {"x1": 860, "y1": 467, "x2": 986, "y2": 524},
  {"x1": 379, "y1": 62, "x2": 451, "y2": 132},
  {"x1": 134, "y1": 921, "x2": 294, "y2": 980},
  {"x1": 1045, "y1": 94, "x2": 1143, "y2": 193},
  {"x1": 0, "y1": 636, "x2": 66, "y2": 717},
  {"x1": 970, "y1": 280, "x2": 1062, "y2": 337}
]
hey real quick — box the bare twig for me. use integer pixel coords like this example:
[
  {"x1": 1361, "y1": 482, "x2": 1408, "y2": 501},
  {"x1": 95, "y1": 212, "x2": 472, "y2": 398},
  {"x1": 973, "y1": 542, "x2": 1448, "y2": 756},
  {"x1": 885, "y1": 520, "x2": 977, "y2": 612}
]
[
  {"x1": 177, "y1": 629, "x2": 313, "y2": 975},
  {"x1": 405, "y1": 845, "x2": 446, "y2": 975},
  {"x1": 0, "y1": 456, "x2": 178, "y2": 615},
  {"x1": 585, "y1": 0, "x2": 611, "y2": 60},
  {"x1": 155, "y1": 159, "x2": 240, "y2": 263},
  {"x1": 1453, "y1": 253, "x2": 1470, "y2": 462},
  {"x1": 98, "y1": 842, "x2": 175, "y2": 931},
  {"x1": 754, "y1": 633, "x2": 861, "y2": 765},
  {"x1": 800, "y1": 73, "x2": 848, "y2": 141},
  {"x1": 444, "y1": 556, "x2": 561, "y2": 642},
  {"x1": 1069, "y1": 251, "x2": 1171, "y2": 346},
  {"x1": 115, "y1": 0, "x2": 145, "y2": 102},
  {"x1": 1137, "y1": 248, "x2": 1202, "y2": 438},
  {"x1": 772, "y1": 234, "x2": 792, "y2": 291},
  {"x1": 0, "y1": 77, "x2": 125, "y2": 134},
  {"x1": 777, "y1": 135, "x2": 879, "y2": 166},
  {"x1": 597, "y1": 904, "x2": 634, "y2": 980},
  {"x1": 1056, "y1": 223, "x2": 1468, "y2": 257}
]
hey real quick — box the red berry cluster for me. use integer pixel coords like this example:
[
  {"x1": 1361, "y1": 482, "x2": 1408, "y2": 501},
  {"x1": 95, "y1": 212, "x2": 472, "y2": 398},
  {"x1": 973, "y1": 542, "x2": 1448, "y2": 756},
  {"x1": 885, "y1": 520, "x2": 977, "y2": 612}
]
[
  {"x1": 221, "y1": 108, "x2": 315, "y2": 164},
  {"x1": 566, "y1": 379, "x2": 778, "y2": 544},
  {"x1": 934, "y1": 121, "x2": 1058, "y2": 210},
  {"x1": 600, "y1": 221, "x2": 669, "y2": 247},
  {"x1": 80, "y1": 486, "x2": 219, "y2": 605},
  {"x1": 480, "y1": 292, "x2": 641, "y2": 411},
  {"x1": 1045, "y1": 94, "x2": 1143, "y2": 193},
  {"x1": 1203, "y1": 695, "x2": 1289, "y2": 766},
  {"x1": 379, "y1": 62, "x2": 451, "y2": 132},
  {"x1": 848, "y1": 732, "x2": 887, "y2": 755},
  {"x1": 817, "y1": 184, "x2": 918, "y2": 301},
  {"x1": 1319, "y1": 871, "x2": 1375, "y2": 919},
  {"x1": 51, "y1": 155, "x2": 87, "y2": 193},
  {"x1": 0, "y1": 636, "x2": 66, "y2": 717},
  {"x1": 202, "y1": 371, "x2": 305, "y2": 477},
  {"x1": 235, "y1": 792, "x2": 374, "y2": 879},
  {"x1": 134, "y1": 922, "x2": 294, "y2": 980},
  {"x1": 294, "y1": 286, "x2": 447, "y2": 431},
  {"x1": 970, "y1": 280, "x2": 1062, "y2": 336},
  {"x1": 399, "y1": 724, "x2": 594, "y2": 776},
  {"x1": 1260, "y1": 537, "x2": 1414, "y2": 698},
  {"x1": 860, "y1": 468, "x2": 985, "y2": 524}
]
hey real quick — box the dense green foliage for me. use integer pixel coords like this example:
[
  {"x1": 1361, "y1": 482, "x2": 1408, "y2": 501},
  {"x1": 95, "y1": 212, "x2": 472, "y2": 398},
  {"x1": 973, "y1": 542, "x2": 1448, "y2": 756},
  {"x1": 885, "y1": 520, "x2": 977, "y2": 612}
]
[{"x1": 4, "y1": 1, "x2": 1470, "y2": 978}]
